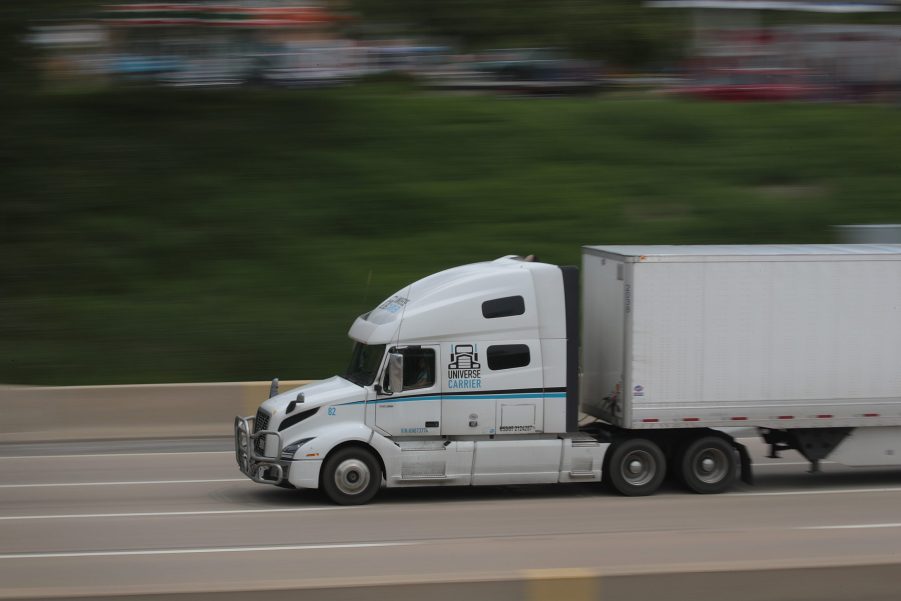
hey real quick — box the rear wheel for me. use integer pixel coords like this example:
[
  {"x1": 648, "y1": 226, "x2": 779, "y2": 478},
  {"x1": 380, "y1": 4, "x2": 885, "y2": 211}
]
[
  {"x1": 606, "y1": 438, "x2": 666, "y2": 496},
  {"x1": 321, "y1": 447, "x2": 381, "y2": 505},
  {"x1": 679, "y1": 436, "x2": 737, "y2": 494}
]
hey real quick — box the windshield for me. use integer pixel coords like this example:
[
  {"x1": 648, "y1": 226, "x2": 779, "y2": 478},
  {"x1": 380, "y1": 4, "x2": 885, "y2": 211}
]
[{"x1": 343, "y1": 342, "x2": 386, "y2": 387}]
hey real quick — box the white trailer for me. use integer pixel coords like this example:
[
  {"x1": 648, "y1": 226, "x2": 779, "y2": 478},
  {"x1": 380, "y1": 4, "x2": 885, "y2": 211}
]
[{"x1": 235, "y1": 245, "x2": 901, "y2": 503}]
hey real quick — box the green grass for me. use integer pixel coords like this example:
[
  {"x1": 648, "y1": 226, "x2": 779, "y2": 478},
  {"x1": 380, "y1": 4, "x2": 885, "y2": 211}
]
[{"x1": 3, "y1": 85, "x2": 901, "y2": 385}]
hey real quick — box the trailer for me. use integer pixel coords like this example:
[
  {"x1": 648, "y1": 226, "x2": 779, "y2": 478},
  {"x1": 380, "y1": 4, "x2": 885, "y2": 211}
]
[{"x1": 235, "y1": 245, "x2": 901, "y2": 503}]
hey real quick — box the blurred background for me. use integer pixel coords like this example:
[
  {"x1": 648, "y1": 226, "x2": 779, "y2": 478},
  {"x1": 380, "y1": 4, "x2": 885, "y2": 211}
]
[{"x1": 3, "y1": 0, "x2": 901, "y2": 386}]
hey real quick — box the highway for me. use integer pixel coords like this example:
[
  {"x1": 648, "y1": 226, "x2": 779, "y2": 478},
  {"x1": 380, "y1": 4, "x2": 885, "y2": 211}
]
[{"x1": 3, "y1": 436, "x2": 901, "y2": 600}]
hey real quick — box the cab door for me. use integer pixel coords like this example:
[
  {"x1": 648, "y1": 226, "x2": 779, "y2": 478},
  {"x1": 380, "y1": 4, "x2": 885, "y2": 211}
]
[
  {"x1": 375, "y1": 345, "x2": 442, "y2": 437},
  {"x1": 441, "y1": 341, "x2": 543, "y2": 436}
]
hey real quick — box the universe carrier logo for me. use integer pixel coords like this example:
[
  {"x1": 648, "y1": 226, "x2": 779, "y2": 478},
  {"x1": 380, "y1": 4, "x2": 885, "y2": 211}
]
[{"x1": 447, "y1": 344, "x2": 481, "y2": 389}]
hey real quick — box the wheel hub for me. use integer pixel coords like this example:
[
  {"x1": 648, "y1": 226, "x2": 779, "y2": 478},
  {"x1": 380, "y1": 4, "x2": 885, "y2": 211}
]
[
  {"x1": 621, "y1": 450, "x2": 656, "y2": 486},
  {"x1": 694, "y1": 448, "x2": 728, "y2": 484},
  {"x1": 334, "y1": 458, "x2": 371, "y2": 495}
]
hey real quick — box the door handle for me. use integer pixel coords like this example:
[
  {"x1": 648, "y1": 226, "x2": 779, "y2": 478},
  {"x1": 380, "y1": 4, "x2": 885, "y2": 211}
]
[{"x1": 379, "y1": 404, "x2": 394, "y2": 408}]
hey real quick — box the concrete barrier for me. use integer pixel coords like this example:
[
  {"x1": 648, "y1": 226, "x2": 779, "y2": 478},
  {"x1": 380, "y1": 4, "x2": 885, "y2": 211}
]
[
  {"x1": 3, "y1": 560, "x2": 901, "y2": 601},
  {"x1": 0, "y1": 381, "x2": 310, "y2": 443}
]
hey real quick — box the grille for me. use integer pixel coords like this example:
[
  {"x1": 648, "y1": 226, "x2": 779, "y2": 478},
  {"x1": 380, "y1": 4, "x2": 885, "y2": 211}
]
[
  {"x1": 254, "y1": 409, "x2": 270, "y2": 433},
  {"x1": 254, "y1": 409, "x2": 271, "y2": 454}
]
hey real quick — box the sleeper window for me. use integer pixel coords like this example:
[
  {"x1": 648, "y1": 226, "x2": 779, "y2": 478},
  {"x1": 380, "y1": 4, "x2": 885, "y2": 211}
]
[
  {"x1": 482, "y1": 296, "x2": 525, "y2": 319},
  {"x1": 487, "y1": 344, "x2": 530, "y2": 370}
]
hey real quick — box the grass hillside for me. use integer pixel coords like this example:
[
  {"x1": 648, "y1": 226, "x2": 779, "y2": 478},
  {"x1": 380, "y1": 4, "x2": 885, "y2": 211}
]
[{"x1": 3, "y1": 85, "x2": 901, "y2": 384}]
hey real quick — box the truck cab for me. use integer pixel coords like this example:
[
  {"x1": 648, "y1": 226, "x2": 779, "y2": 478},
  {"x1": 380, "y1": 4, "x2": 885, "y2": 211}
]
[{"x1": 235, "y1": 255, "x2": 602, "y2": 504}]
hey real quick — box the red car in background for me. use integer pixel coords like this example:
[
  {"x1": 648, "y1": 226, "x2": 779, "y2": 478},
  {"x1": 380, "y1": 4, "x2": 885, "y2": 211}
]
[{"x1": 672, "y1": 68, "x2": 832, "y2": 101}]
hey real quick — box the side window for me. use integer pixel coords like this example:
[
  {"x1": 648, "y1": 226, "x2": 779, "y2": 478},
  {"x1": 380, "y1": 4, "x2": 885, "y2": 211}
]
[
  {"x1": 402, "y1": 348, "x2": 435, "y2": 390},
  {"x1": 487, "y1": 344, "x2": 530, "y2": 371},
  {"x1": 482, "y1": 296, "x2": 525, "y2": 319}
]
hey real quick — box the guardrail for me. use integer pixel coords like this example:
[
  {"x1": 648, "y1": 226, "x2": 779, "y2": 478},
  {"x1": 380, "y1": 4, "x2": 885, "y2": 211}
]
[{"x1": 0, "y1": 381, "x2": 309, "y2": 444}]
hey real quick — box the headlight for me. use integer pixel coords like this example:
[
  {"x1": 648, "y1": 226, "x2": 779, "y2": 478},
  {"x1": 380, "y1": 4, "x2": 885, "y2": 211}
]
[{"x1": 281, "y1": 437, "x2": 315, "y2": 460}]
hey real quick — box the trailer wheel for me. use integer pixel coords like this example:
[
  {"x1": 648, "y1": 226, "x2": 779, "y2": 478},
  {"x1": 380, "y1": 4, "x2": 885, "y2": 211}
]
[
  {"x1": 679, "y1": 436, "x2": 737, "y2": 494},
  {"x1": 321, "y1": 446, "x2": 381, "y2": 505},
  {"x1": 606, "y1": 438, "x2": 666, "y2": 496}
]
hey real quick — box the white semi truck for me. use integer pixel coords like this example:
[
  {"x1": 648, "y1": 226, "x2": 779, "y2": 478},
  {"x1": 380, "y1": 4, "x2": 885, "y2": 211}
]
[{"x1": 235, "y1": 245, "x2": 901, "y2": 504}]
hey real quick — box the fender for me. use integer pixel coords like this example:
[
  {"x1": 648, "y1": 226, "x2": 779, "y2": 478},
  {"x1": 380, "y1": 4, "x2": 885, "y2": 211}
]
[
  {"x1": 292, "y1": 421, "x2": 376, "y2": 459},
  {"x1": 286, "y1": 421, "x2": 402, "y2": 489},
  {"x1": 285, "y1": 421, "x2": 375, "y2": 490}
]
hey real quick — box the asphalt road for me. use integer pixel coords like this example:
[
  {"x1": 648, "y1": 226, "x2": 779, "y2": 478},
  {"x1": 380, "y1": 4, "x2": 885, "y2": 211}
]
[{"x1": 2, "y1": 436, "x2": 901, "y2": 599}]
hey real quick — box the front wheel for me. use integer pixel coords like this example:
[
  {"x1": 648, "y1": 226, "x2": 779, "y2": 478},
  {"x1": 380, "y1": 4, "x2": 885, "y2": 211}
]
[
  {"x1": 605, "y1": 438, "x2": 666, "y2": 496},
  {"x1": 321, "y1": 447, "x2": 381, "y2": 505},
  {"x1": 679, "y1": 436, "x2": 737, "y2": 494}
]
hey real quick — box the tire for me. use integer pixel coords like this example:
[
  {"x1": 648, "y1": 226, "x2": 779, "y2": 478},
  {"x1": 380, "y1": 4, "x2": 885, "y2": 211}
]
[
  {"x1": 321, "y1": 446, "x2": 381, "y2": 505},
  {"x1": 679, "y1": 436, "x2": 737, "y2": 494},
  {"x1": 606, "y1": 438, "x2": 666, "y2": 496}
]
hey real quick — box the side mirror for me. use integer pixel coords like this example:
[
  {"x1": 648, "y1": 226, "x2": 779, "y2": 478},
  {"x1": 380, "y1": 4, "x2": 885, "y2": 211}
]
[
  {"x1": 388, "y1": 352, "x2": 404, "y2": 394},
  {"x1": 286, "y1": 392, "x2": 304, "y2": 414}
]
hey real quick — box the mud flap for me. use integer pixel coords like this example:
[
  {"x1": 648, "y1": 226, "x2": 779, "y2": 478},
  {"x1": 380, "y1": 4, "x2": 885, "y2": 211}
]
[{"x1": 734, "y1": 441, "x2": 753, "y2": 485}]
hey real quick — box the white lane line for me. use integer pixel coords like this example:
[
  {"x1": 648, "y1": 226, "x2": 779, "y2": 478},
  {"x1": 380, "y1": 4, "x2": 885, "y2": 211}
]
[
  {"x1": 0, "y1": 451, "x2": 232, "y2": 460},
  {"x1": 733, "y1": 486, "x2": 901, "y2": 497},
  {"x1": 0, "y1": 478, "x2": 245, "y2": 489},
  {"x1": 0, "y1": 541, "x2": 412, "y2": 560},
  {"x1": 797, "y1": 523, "x2": 901, "y2": 530},
  {"x1": 0, "y1": 507, "x2": 353, "y2": 521}
]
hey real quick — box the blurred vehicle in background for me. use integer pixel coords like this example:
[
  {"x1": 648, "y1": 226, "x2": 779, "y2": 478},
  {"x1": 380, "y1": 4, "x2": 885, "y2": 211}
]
[
  {"x1": 670, "y1": 67, "x2": 833, "y2": 101},
  {"x1": 673, "y1": 21, "x2": 901, "y2": 102},
  {"x1": 162, "y1": 57, "x2": 253, "y2": 87},
  {"x1": 110, "y1": 54, "x2": 183, "y2": 81},
  {"x1": 364, "y1": 45, "x2": 453, "y2": 77},
  {"x1": 260, "y1": 43, "x2": 452, "y2": 87},
  {"x1": 258, "y1": 42, "x2": 358, "y2": 88},
  {"x1": 788, "y1": 25, "x2": 901, "y2": 102},
  {"x1": 428, "y1": 48, "x2": 605, "y2": 95}
]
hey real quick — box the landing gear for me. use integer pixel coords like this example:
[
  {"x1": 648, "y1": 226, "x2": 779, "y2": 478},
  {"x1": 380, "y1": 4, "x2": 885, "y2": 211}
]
[{"x1": 760, "y1": 428, "x2": 851, "y2": 474}]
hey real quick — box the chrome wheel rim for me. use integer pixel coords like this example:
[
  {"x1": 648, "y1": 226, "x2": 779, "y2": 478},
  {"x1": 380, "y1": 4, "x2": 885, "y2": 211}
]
[
  {"x1": 334, "y1": 458, "x2": 371, "y2": 495},
  {"x1": 693, "y1": 448, "x2": 728, "y2": 484},
  {"x1": 620, "y1": 450, "x2": 656, "y2": 487}
]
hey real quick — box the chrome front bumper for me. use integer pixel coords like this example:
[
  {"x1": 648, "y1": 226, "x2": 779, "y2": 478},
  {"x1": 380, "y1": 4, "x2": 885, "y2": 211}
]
[{"x1": 234, "y1": 415, "x2": 287, "y2": 485}]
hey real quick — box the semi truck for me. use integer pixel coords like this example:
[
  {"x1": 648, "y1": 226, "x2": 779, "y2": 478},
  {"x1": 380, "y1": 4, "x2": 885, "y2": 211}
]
[{"x1": 235, "y1": 245, "x2": 901, "y2": 504}]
